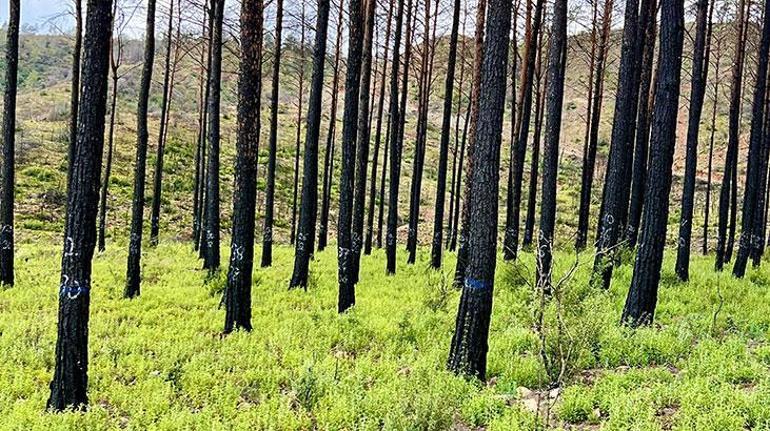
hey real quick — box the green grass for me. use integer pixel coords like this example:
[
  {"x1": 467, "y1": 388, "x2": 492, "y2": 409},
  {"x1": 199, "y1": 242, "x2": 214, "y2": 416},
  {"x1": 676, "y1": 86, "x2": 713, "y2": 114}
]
[{"x1": 1, "y1": 240, "x2": 770, "y2": 429}]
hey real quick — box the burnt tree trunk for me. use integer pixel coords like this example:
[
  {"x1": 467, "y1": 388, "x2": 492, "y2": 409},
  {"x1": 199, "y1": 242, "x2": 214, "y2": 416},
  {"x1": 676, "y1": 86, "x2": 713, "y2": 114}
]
[
  {"x1": 675, "y1": 0, "x2": 711, "y2": 280},
  {"x1": 290, "y1": 19, "x2": 305, "y2": 247},
  {"x1": 385, "y1": 0, "x2": 413, "y2": 275},
  {"x1": 453, "y1": 0, "x2": 486, "y2": 284},
  {"x1": 365, "y1": 0, "x2": 394, "y2": 256},
  {"x1": 352, "y1": 0, "x2": 377, "y2": 283},
  {"x1": 622, "y1": 0, "x2": 684, "y2": 327},
  {"x1": 536, "y1": 0, "x2": 567, "y2": 289},
  {"x1": 716, "y1": 0, "x2": 748, "y2": 270},
  {"x1": 0, "y1": 0, "x2": 19, "y2": 285},
  {"x1": 522, "y1": 25, "x2": 546, "y2": 249},
  {"x1": 448, "y1": 0, "x2": 511, "y2": 380},
  {"x1": 261, "y1": 0, "x2": 283, "y2": 268},
  {"x1": 47, "y1": 0, "x2": 112, "y2": 411},
  {"x1": 704, "y1": 38, "x2": 722, "y2": 255},
  {"x1": 733, "y1": 0, "x2": 770, "y2": 277},
  {"x1": 430, "y1": 0, "x2": 461, "y2": 268},
  {"x1": 318, "y1": 1, "x2": 344, "y2": 252},
  {"x1": 203, "y1": 0, "x2": 225, "y2": 272},
  {"x1": 224, "y1": 0, "x2": 263, "y2": 333},
  {"x1": 66, "y1": 0, "x2": 82, "y2": 202},
  {"x1": 193, "y1": 2, "x2": 211, "y2": 252},
  {"x1": 576, "y1": 0, "x2": 613, "y2": 250},
  {"x1": 289, "y1": 0, "x2": 331, "y2": 289},
  {"x1": 125, "y1": 0, "x2": 156, "y2": 299},
  {"x1": 447, "y1": 9, "x2": 469, "y2": 251}
]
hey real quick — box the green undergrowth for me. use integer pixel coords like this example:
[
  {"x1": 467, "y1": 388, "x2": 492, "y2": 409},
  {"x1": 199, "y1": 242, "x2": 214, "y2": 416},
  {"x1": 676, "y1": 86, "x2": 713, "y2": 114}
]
[{"x1": 1, "y1": 240, "x2": 770, "y2": 430}]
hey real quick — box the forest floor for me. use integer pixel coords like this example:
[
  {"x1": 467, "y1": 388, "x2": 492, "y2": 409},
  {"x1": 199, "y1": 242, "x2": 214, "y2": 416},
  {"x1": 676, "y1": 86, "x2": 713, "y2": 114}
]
[{"x1": 2, "y1": 240, "x2": 770, "y2": 430}]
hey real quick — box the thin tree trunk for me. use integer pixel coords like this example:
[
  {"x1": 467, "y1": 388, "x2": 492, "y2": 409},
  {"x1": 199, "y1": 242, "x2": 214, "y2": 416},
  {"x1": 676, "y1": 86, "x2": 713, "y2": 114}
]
[
  {"x1": 675, "y1": 0, "x2": 711, "y2": 280},
  {"x1": 576, "y1": 0, "x2": 613, "y2": 250},
  {"x1": 704, "y1": 39, "x2": 721, "y2": 255},
  {"x1": 447, "y1": 11, "x2": 468, "y2": 251},
  {"x1": 385, "y1": 0, "x2": 413, "y2": 274},
  {"x1": 66, "y1": 0, "x2": 82, "y2": 203},
  {"x1": 290, "y1": 21, "x2": 304, "y2": 247},
  {"x1": 261, "y1": 0, "x2": 283, "y2": 267},
  {"x1": 289, "y1": 0, "x2": 331, "y2": 289},
  {"x1": 0, "y1": 0, "x2": 19, "y2": 286},
  {"x1": 150, "y1": 0, "x2": 181, "y2": 247},
  {"x1": 450, "y1": 104, "x2": 471, "y2": 251},
  {"x1": 125, "y1": 0, "x2": 156, "y2": 299},
  {"x1": 365, "y1": 0, "x2": 394, "y2": 256},
  {"x1": 536, "y1": 0, "x2": 567, "y2": 289},
  {"x1": 47, "y1": 0, "x2": 112, "y2": 411},
  {"x1": 430, "y1": 0, "x2": 461, "y2": 268},
  {"x1": 97, "y1": 26, "x2": 120, "y2": 253},
  {"x1": 522, "y1": 24, "x2": 546, "y2": 249},
  {"x1": 193, "y1": 2, "x2": 211, "y2": 252}
]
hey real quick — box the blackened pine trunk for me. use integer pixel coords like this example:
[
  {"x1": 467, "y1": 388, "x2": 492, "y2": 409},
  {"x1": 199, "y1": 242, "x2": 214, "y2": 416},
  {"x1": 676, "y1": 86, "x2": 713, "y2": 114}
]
[
  {"x1": 365, "y1": 0, "x2": 394, "y2": 256},
  {"x1": 193, "y1": 3, "x2": 210, "y2": 252},
  {"x1": 406, "y1": 1, "x2": 433, "y2": 265},
  {"x1": 504, "y1": 0, "x2": 544, "y2": 260},
  {"x1": 522, "y1": 28, "x2": 546, "y2": 249},
  {"x1": 536, "y1": 0, "x2": 567, "y2": 290},
  {"x1": 625, "y1": 0, "x2": 657, "y2": 248},
  {"x1": 454, "y1": 0, "x2": 486, "y2": 284},
  {"x1": 352, "y1": 0, "x2": 377, "y2": 283},
  {"x1": 225, "y1": 0, "x2": 263, "y2": 333},
  {"x1": 47, "y1": 0, "x2": 112, "y2": 411},
  {"x1": 752, "y1": 86, "x2": 770, "y2": 266},
  {"x1": 592, "y1": 0, "x2": 645, "y2": 289},
  {"x1": 447, "y1": 11, "x2": 468, "y2": 251},
  {"x1": 125, "y1": 0, "x2": 156, "y2": 299},
  {"x1": 289, "y1": 0, "x2": 330, "y2": 289},
  {"x1": 203, "y1": 0, "x2": 224, "y2": 272},
  {"x1": 385, "y1": 0, "x2": 411, "y2": 274},
  {"x1": 733, "y1": 0, "x2": 770, "y2": 277},
  {"x1": 290, "y1": 20, "x2": 305, "y2": 247},
  {"x1": 674, "y1": 0, "x2": 710, "y2": 281},
  {"x1": 0, "y1": 0, "x2": 19, "y2": 286},
  {"x1": 318, "y1": 1, "x2": 344, "y2": 252},
  {"x1": 376, "y1": 115, "x2": 390, "y2": 249},
  {"x1": 576, "y1": 0, "x2": 613, "y2": 250},
  {"x1": 716, "y1": 0, "x2": 747, "y2": 271},
  {"x1": 150, "y1": 0, "x2": 181, "y2": 247},
  {"x1": 261, "y1": 0, "x2": 283, "y2": 268},
  {"x1": 451, "y1": 105, "x2": 471, "y2": 251},
  {"x1": 622, "y1": 0, "x2": 684, "y2": 327},
  {"x1": 337, "y1": 0, "x2": 365, "y2": 313},
  {"x1": 704, "y1": 41, "x2": 721, "y2": 255},
  {"x1": 430, "y1": 0, "x2": 461, "y2": 268},
  {"x1": 150, "y1": 0, "x2": 179, "y2": 247},
  {"x1": 66, "y1": 0, "x2": 82, "y2": 201},
  {"x1": 98, "y1": 29, "x2": 120, "y2": 253},
  {"x1": 726, "y1": 161, "x2": 738, "y2": 262},
  {"x1": 503, "y1": 0, "x2": 519, "y2": 257},
  {"x1": 448, "y1": 0, "x2": 511, "y2": 380}
]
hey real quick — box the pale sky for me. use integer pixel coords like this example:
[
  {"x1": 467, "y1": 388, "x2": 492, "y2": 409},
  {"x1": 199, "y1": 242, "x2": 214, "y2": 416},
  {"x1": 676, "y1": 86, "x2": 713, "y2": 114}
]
[{"x1": 1, "y1": 0, "x2": 70, "y2": 30}]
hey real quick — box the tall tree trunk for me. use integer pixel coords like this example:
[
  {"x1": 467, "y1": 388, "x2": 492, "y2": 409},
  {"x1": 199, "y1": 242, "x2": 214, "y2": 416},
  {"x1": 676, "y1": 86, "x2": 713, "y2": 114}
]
[
  {"x1": 125, "y1": 0, "x2": 157, "y2": 299},
  {"x1": 674, "y1": 0, "x2": 711, "y2": 280},
  {"x1": 318, "y1": 1, "x2": 343, "y2": 252},
  {"x1": 47, "y1": 0, "x2": 112, "y2": 411},
  {"x1": 450, "y1": 104, "x2": 471, "y2": 251},
  {"x1": 385, "y1": 0, "x2": 412, "y2": 274},
  {"x1": 98, "y1": 23, "x2": 121, "y2": 253},
  {"x1": 0, "y1": 0, "x2": 19, "y2": 286},
  {"x1": 289, "y1": 0, "x2": 331, "y2": 289},
  {"x1": 576, "y1": 0, "x2": 613, "y2": 250},
  {"x1": 622, "y1": 0, "x2": 685, "y2": 327},
  {"x1": 504, "y1": 0, "x2": 544, "y2": 260},
  {"x1": 203, "y1": 0, "x2": 225, "y2": 272},
  {"x1": 290, "y1": 19, "x2": 305, "y2": 247},
  {"x1": 716, "y1": 0, "x2": 748, "y2": 270},
  {"x1": 453, "y1": 0, "x2": 486, "y2": 285},
  {"x1": 261, "y1": 0, "x2": 283, "y2": 267},
  {"x1": 352, "y1": 0, "x2": 377, "y2": 283},
  {"x1": 66, "y1": 0, "x2": 82, "y2": 203},
  {"x1": 337, "y1": 0, "x2": 365, "y2": 312},
  {"x1": 224, "y1": 0, "x2": 263, "y2": 333},
  {"x1": 365, "y1": 0, "x2": 394, "y2": 256},
  {"x1": 592, "y1": 0, "x2": 650, "y2": 289},
  {"x1": 447, "y1": 8, "x2": 468, "y2": 251},
  {"x1": 150, "y1": 0, "x2": 180, "y2": 247},
  {"x1": 193, "y1": 2, "x2": 211, "y2": 252},
  {"x1": 624, "y1": 0, "x2": 658, "y2": 248},
  {"x1": 522, "y1": 24, "x2": 546, "y2": 249},
  {"x1": 733, "y1": 0, "x2": 770, "y2": 277},
  {"x1": 536, "y1": 0, "x2": 567, "y2": 289},
  {"x1": 430, "y1": 0, "x2": 461, "y2": 268},
  {"x1": 448, "y1": 0, "x2": 511, "y2": 380},
  {"x1": 704, "y1": 38, "x2": 722, "y2": 255}
]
